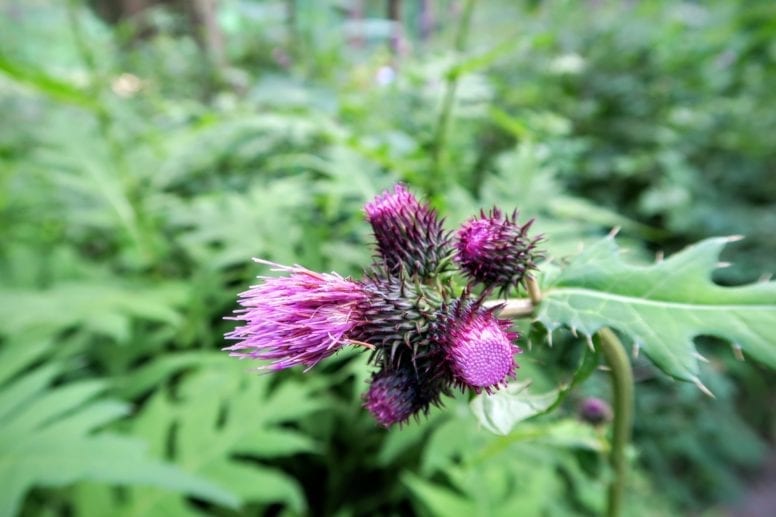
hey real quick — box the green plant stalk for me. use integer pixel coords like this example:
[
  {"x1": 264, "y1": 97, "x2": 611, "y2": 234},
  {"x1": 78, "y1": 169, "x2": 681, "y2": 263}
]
[
  {"x1": 429, "y1": 0, "x2": 477, "y2": 193},
  {"x1": 492, "y1": 294, "x2": 634, "y2": 517},
  {"x1": 597, "y1": 327, "x2": 634, "y2": 517}
]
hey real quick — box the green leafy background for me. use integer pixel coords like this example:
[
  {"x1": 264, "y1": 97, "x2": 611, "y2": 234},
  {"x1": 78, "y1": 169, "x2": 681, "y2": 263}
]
[{"x1": 1, "y1": 0, "x2": 774, "y2": 515}]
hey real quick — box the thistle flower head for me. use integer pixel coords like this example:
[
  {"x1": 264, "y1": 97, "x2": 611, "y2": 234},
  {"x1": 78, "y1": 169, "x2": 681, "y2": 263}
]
[
  {"x1": 455, "y1": 208, "x2": 542, "y2": 293},
  {"x1": 579, "y1": 397, "x2": 613, "y2": 426},
  {"x1": 363, "y1": 367, "x2": 422, "y2": 427},
  {"x1": 434, "y1": 299, "x2": 520, "y2": 392},
  {"x1": 223, "y1": 260, "x2": 368, "y2": 370},
  {"x1": 364, "y1": 184, "x2": 452, "y2": 279},
  {"x1": 352, "y1": 272, "x2": 443, "y2": 369}
]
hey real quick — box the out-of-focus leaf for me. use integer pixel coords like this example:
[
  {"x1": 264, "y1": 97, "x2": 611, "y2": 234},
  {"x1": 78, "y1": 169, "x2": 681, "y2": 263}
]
[
  {"x1": 84, "y1": 358, "x2": 323, "y2": 514},
  {"x1": 402, "y1": 472, "x2": 476, "y2": 517},
  {"x1": 469, "y1": 381, "x2": 558, "y2": 436},
  {"x1": 0, "y1": 55, "x2": 99, "y2": 110},
  {"x1": 0, "y1": 281, "x2": 186, "y2": 342},
  {"x1": 0, "y1": 344, "x2": 238, "y2": 516}
]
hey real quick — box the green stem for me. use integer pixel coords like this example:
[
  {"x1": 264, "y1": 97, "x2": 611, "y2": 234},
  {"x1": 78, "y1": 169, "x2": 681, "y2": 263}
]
[
  {"x1": 429, "y1": 0, "x2": 477, "y2": 193},
  {"x1": 597, "y1": 328, "x2": 634, "y2": 517},
  {"x1": 492, "y1": 295, "x2": 634, "y2": 516}
]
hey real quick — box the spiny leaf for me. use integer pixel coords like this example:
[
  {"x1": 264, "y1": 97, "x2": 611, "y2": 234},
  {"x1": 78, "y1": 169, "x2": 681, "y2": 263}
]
[{"x1": 536, "y1": 236, "x2": 776, "y2": 382}]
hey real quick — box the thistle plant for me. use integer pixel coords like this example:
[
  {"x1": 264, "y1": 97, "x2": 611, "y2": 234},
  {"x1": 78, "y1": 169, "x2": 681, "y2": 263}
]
[
  {"x1": 224, "y1": 183, "x2": 776, "y2": 517},
  {"x1": 224, "y1": 184, "x2": 537, "y2": 426}
]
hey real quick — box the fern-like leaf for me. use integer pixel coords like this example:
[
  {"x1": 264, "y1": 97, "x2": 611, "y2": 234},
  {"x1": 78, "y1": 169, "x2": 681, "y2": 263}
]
[
  {"x1": 82, "y1": 357, "x2": 324, "y2": 515},
  {"x1": 0, "y1": 343, "x2": 238, "y2": 516}
]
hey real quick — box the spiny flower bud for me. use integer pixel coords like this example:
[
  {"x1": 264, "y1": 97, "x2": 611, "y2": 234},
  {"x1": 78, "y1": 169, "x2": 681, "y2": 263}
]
[
  {"x1": 363, "y1": 364, "x2": 445, "y2": 427},
  {"x1": 224, "y1": 260, "x2": 369, "y2": 370},
  {"x1": 364, "y1": 184, "x2": 453, "y2": 279},
  {"x1": 352, "y1": 272, "x2": 444, "y2": 369},
  {"x1": 455, "y1": 208, "x2": 542, "y2": 293},
  {"x1": 433, "y1": 299, "x2": 520, "y2": 392},
  {"x1": 578, "y1": 397, "x2": 613, "y2": 426}
]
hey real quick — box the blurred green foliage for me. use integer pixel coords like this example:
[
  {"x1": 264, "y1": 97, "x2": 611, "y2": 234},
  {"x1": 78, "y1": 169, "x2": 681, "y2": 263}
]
[{"x1": 0, "y1": 0, "x2": 773, "y2": 515}]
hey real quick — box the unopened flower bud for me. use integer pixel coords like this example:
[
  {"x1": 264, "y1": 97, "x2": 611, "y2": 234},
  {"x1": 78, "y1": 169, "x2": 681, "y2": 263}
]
[
  {"x1": 364, "y1": 184, "x2": 452, "y2": 279},
  {"x1": 455, "y1": 208, "x2": 542, "y2": 293},
  {"x1": 579, "y1": 397, "x2": 612, "y2": 426},
  {"x1": 364, "y1": 364, "x2": 444, "y2": 427}
]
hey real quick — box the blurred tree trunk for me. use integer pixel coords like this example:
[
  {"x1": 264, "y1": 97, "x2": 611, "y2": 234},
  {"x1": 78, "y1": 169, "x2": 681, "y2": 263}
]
[
  {"x1": 349, "y1": 0, "x2": 364, "y2": 49},
  {"x1": 89, "y1": 0, "x2": 225, "y2": 68},
  {"x1": 387, "y1": 0, "x2": 403, "y2": 56},
  {"x1": 420, "y1": 0, "x2": 433, "y2": 43},
  {"x1": 190, "y1": 0, "x2": 226, "y2": 70}
]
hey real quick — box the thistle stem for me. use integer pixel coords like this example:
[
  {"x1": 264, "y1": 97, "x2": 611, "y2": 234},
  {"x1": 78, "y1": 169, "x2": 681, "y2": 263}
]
[
  {"x1": 597, "y1": 328, "x2": 633, "y2": 517},
  {"x1": 490, "y1": 293, "x2": 634, "y2": 517},
  {"x1": 483, "y1": 298, "x2": 533, "y2": 318},
  {"x1": 526, "y1": 276, "x2": 542, "y2": 306}
]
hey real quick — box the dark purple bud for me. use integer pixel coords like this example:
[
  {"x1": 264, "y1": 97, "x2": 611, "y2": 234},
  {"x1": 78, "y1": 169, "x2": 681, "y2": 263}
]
[
  {"x1": 455, "y1": 208, "x2": 543, "y2": 293},
  {"x1": 364, "y1": 184, "x2": 453, "y2": 279},
  {"x1": 433, "y1": 299, "x2": 520, "y2": 392},
  {"x1": 363, "y1": 360, "x2": 449, "y2": 427},
  {"x1": 579, "y1": 397, "x2": 613, "y2": 426}
]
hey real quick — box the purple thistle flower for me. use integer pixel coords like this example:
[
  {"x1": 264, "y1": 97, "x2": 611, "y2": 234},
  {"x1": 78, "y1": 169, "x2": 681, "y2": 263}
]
[
  {"x1": 455, "y1": 208, "x2": 542, "y2": 293},
  {"x1": 364, "y1": 184, "x2": 452, "y2": 279},
  {"x1": 579, "y1": 397, "x2": 613, "y2": 426},
  {"x1": 223, "y1": 260, "x2": 369, "y2": 371},
  {"x1": 434, "y1": 300, "x2": 520, "y2": 392}
]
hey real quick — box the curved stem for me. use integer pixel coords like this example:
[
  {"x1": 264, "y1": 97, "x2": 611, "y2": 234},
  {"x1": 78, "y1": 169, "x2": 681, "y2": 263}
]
[
  {"x1": 491, "y1": 293, "x2": 634, "y2": 517},
  {"x1": 597, "y1": 328, "x2": 634, "y2": 517}
]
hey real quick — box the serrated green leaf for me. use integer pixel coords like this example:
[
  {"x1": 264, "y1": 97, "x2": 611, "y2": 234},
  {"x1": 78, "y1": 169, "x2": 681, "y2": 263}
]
[{"x1": 537, "y1": 236, "x2": 776, "y2": 381}]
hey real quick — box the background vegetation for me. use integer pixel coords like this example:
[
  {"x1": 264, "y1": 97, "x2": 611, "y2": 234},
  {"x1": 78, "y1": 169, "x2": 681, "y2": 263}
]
[{"x1": 1, "y1": 0, "x2": 774, "y2": 515}]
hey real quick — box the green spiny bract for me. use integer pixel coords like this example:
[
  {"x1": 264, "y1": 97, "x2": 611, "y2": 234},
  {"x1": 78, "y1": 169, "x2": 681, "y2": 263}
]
[{"x1": 353, "y1": 271, "x2": 446, "y2": 370}]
